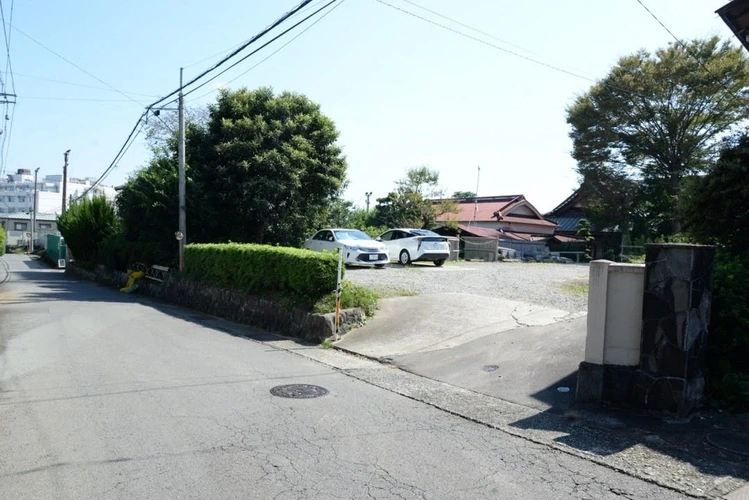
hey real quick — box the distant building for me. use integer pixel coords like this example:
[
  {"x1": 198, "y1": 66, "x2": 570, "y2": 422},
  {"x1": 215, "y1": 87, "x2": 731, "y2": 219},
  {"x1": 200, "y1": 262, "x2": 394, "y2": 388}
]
[
  {"x1": 434, "y1": 195, "x2": 558, "y2": 258},
  {"x1": 0, "y1": 168, "x2": 116, "y2": 215},
  {"x1": 435, "y1": 194, "x2": 557, "y2": 238},
  {"x1": 0, "y1": 212, "x2": 59, "y2": 248},
  {"x1": 545, "y1": 188, "x2": 622, "y2": 260}
]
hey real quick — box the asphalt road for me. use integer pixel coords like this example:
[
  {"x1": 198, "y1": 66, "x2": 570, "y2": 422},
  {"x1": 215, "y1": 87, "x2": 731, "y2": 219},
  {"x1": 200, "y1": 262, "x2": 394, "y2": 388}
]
[{"x1": 0, "y1": 254, "x2": 685, "y2": 499}]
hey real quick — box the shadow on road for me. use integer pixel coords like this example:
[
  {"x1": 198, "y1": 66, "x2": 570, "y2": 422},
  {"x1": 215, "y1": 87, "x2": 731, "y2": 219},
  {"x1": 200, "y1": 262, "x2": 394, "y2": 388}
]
[
  {"x1": 511, "y1": 372, "x2": 749, "y2": 485},
  {"x1": 5, "y1": 263, "x2": 304, "y2": 346}
]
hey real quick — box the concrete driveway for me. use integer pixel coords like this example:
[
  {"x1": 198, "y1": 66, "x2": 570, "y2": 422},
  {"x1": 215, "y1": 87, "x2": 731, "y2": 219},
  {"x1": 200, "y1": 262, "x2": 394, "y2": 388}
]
[{"x1": 336, "y1": 293, "x2": 587, "y2": 413}]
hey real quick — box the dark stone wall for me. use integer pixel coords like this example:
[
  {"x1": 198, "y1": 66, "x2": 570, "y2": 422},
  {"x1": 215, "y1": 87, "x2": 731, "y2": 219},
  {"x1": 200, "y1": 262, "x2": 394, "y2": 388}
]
[
  {"x1": 65, "y1": 264, "x2": 364, "y2": 342},
  {"x1": 634, "y1": 244, "x2": 715, "y2": 415}
]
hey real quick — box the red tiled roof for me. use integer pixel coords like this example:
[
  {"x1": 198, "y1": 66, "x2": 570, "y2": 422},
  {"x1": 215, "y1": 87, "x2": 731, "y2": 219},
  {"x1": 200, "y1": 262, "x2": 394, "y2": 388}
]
[
  {"x1": 437, "y1": 195, "x2": 523, "y2": 223},
  {"x1": 456, "y1": 225, "x2": 502, "y2": 238}
]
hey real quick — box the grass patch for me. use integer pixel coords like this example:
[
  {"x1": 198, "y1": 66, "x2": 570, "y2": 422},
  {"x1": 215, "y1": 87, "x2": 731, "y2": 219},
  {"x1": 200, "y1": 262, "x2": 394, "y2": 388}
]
[
  {"x1": 319, "y1": 339, "x2": 334, "y2": 349},
  {"x1": 375, "y1": 288, "x2": 418, "y2": 299},
  {"x1": 561, "y1": 279, "x2": 589, "y2": 297},
  {"x1": 313, "y1": 280, "x2": 378, "y2": 317}
]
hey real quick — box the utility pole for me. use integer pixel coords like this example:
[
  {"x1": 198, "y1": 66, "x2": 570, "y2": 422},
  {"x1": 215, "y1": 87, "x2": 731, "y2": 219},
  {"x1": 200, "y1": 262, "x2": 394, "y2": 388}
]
[
  {"x1": 62, "y1": 149, "x2": 70, "y2": 213},
  {"x1": 365, "y1": 192, "x2": 372, "y2": 212},
  {"x1": 30, "y1": 167, "x2": 39, "y2": 254},
  {"x1": 177, "y1": 68, "x2": 187, "y2": 272}
]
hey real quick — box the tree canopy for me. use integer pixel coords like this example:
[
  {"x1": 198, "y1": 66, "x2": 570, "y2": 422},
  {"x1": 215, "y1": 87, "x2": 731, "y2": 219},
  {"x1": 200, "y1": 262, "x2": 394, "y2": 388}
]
[
  {"x1": 683, "y1": 131, "x2": 749, "y2": 253},
  {"x1": 567, "y1": 37, "x2": 749, "y2": 236},
  {"x1": 452, "y1": 191, "x2": 476, "y2": 199},
  {"x1": 374, "y1": 166, "x2": 456, "y2": 229},
  {"x1": 117, "y1": 87, "x2": 348, "y2": 253}
]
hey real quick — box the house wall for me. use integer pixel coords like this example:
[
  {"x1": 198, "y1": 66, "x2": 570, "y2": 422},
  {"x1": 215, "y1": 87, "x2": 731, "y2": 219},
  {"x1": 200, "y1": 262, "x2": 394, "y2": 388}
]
[
  {"x1": 2, "y1": 218, "x2": 59, "y2": 247},
  {"x1": 508, "y1": 205, "x2": 536, "y2": 216},
  {"x1": 497, "y1": 221, "x2": 555, "y2": 235}
]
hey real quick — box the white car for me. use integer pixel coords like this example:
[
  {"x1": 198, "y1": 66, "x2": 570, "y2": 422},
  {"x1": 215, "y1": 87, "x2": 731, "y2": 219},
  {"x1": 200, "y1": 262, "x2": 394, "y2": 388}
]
[
  {"x1": 376, "y1": 228, "x2": 450, "y2": 266},
  {"x1": 303, "y1": 229, "x2": 390, "y2": 267}
]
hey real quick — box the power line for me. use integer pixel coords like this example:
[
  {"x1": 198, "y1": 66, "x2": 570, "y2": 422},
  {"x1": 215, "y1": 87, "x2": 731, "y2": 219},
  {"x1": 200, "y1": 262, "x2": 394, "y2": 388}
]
[
  {"x1": 183, "y1": 0, "x2": 340, "y2": 99},
  {"x1": 20, "y1": 95, "x2": 140, "y2": 102},
  {"x1": 374, "y1": 0, "x2": 593, "y2": 82},
  {"x1": 182, "y1": 0, "x2": 330, "y2": 70},
  {"x1": 0, "y1": 0, "x2": 15, "y2": 178},
  {"x1": 147, "y1": 0, "x2": 315, "y2": 110},
  {"x1": 9, "y1": 24, "x2": 148, "y2": 108},
  {"x1": 81, "y1": 0, "x2": 327, "y2": 199},
  {"x1": 1, "y1": 0, "x2": 15, "y2": 95},
  {"x1": 11, "y1": 72, "x2": 159, "y2": 97},
  {"x1": 398, "y1": 0, "x2": 537, "y2": 56},
  {"x1": 70, "y1": 113, "x2": 147, "y2": 203},
  {"x1": 188, "y1": 0, "x2": 346, "y2": 103},
  {"x1": 634, "y1": 0, "x2": 747, "y2": 106},
  {"x1": 374, "y1": 0, "x2": 654, "y2": 100}
]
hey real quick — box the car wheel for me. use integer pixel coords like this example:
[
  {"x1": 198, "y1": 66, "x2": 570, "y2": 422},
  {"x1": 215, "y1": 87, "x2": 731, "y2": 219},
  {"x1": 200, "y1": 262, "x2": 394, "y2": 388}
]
[
  {"x1": 399, "y1": 249, "x2": 411, "y2": 265},
  {"x1": 433, "y1": 259, "x2": 445, "y2": 267},
  {"x1": 375, "y1": 264, "x2": 385, "y2": 269}
]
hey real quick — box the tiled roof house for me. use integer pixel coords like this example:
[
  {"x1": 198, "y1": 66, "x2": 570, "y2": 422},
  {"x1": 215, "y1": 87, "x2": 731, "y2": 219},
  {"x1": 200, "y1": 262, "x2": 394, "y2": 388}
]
[{"x1": 435, "y1": 195, "x2": 557, "y2": 241}]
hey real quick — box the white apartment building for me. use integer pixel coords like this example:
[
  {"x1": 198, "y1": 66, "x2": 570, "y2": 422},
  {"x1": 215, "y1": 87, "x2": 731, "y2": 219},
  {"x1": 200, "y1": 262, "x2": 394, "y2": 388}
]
[{"x1": 0, "y1": 169, "x2": 117, "y2": 215}]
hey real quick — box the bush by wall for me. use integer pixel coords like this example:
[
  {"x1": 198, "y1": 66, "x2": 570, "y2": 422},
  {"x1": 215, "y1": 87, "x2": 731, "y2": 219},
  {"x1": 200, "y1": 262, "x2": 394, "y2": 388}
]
[
  {"x1": 184, "y1": 243, "x2": 340, "y2": 307},
  {"x1": 0, "y1": 225, "x2": 5, "y2": 256}
]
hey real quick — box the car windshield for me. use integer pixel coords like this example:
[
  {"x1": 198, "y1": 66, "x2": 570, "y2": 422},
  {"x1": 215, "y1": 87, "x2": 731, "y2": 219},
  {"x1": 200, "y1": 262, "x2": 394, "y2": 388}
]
[
  {"x1": 410, "y1": 229, "x2": 440, "y2": 237},
  {"x1": 334, "y1": 230, "x2": 371, "y2": 240}
]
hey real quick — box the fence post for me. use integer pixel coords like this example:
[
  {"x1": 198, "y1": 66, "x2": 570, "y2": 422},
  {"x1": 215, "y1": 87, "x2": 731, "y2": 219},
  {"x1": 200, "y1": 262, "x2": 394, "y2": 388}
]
[{"x1": 334, "y1": 248, "x2": 343, "y2": 340}]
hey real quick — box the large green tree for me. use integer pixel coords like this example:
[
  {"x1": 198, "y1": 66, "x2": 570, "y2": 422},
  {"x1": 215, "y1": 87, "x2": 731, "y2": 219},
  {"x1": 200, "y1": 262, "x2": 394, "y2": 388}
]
[
  {"x1": 191, "y1": 87, "x2": 347, "y2": 245},
  {"x1": 567, "y1": 37, "x2": 749, "y2": 236},
  {"x1": 118, "y1": 87, "x2": 347, "y2": 252}
]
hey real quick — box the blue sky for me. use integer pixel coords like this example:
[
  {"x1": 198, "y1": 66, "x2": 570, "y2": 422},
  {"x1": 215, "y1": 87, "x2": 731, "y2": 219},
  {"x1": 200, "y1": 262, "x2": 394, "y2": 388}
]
[{"x1": 0, "y1": 0, "x2": 737, "y2": 213}]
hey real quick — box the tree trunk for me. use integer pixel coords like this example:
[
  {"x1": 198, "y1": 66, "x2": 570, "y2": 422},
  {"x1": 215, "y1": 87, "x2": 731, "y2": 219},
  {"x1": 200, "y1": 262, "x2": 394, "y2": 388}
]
[{"x1": 669, "y1": 174, "x2": 682, "y2": 235}]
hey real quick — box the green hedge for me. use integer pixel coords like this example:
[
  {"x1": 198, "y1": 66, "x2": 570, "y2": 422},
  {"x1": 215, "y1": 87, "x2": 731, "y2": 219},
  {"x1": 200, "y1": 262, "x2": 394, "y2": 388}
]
[
  {"x1": 0, "y1": 225, "x2": 5, "y2": 256},
  {"x1": 185, "y1": 243, "x2": 341, "y2": 305},
  {"x1": 708, "y1": 252, "x2": 749, "y2": 410}
]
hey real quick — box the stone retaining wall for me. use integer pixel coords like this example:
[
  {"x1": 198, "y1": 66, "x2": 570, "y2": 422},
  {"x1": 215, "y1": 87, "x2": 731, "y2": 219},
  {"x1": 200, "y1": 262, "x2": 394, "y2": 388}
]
[{"x1": 65, "y1": 264, "x2": 364, "y2": 342}]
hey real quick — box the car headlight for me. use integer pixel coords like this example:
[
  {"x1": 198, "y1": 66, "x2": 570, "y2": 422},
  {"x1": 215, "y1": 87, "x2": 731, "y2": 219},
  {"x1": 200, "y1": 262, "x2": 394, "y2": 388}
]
[{"x1": 345, "y1": 245, "x2": 356, "y2": 252}]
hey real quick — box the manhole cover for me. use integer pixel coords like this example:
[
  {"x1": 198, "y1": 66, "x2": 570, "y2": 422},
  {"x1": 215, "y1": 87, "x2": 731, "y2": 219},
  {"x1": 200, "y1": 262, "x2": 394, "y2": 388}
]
[
  {"x1": 706, "y1": 431, "x2": 749, "y2": 457},
  {"x1": 483, "y1": 365, "x2": 499, "y2": 372},
  {"x1": 270, "y1": 384, "x2": 329, "y2": 399}
]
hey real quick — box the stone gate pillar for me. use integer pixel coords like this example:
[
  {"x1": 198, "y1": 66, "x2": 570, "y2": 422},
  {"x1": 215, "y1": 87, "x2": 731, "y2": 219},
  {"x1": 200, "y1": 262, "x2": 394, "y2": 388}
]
[{"x1": 634, "y1": 243, "x2": 716, "y2": 415}]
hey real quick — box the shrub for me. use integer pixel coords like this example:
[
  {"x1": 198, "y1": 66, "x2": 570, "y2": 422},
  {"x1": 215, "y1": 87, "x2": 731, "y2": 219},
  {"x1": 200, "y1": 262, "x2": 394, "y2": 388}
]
[
  {"x1": 184, "y1": 243, "x2": 340, "y2": 306},
  {"x1": 57, "y1": 196, "x2": 119, "y2": 263},
  {"x1": 0, "y1": 225, "x2": 5, "y2": 256},
  {"x1": 313, "y1": 280, "x2": 378, "y2": 317}
]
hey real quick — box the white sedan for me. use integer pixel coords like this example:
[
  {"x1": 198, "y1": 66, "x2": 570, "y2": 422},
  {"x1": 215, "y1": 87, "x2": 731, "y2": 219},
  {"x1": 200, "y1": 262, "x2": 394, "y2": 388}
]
[
  {"x1": 303, "y1": 229, "x2": 390, "y2": 267},
  {"x1": 376, "y1": 228, "x2": 450, "y2": 266}
]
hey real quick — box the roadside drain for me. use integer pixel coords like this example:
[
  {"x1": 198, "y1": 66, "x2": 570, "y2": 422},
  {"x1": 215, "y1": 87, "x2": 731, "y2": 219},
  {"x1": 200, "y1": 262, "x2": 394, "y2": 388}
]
[{"x1": 270, "y1": 384, "x2": 329, "y2": 399}]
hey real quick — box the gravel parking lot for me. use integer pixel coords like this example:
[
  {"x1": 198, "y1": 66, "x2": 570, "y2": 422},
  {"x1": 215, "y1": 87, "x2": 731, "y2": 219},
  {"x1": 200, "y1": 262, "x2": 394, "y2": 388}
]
[{"x1": 346, "y1": 261, "x2": 590, "y2": 313}]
